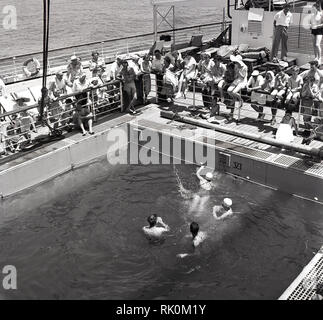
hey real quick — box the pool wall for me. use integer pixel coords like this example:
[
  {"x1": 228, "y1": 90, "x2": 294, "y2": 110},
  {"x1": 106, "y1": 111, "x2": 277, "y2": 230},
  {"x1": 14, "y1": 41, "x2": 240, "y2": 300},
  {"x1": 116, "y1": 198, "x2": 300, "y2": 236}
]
[
  {"x1": 1, "y1": 108, "x2": 323, "y2": 204},
  {"x1": 129, "y1": 119, "x2": 323, "y2": 204},
  {"x1": 0, "y1": 123, "x2": 129, "y2": 198}
]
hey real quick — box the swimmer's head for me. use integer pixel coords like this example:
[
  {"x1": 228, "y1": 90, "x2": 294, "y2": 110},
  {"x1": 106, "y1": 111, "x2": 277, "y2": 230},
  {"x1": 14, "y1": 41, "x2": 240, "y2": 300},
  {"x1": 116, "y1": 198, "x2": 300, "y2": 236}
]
[
  {"x1": 205, "y1": 172, "x2": 213, "y2": 181},
  {"x1": 190, "y1": 222, "x2": 199, "y2": 238},
  {"x1": 147, "y1": 214, "x2": 157, "y2": 228},
  {"x1": 222, "y1": 198, "x2": 232, "y2": 210}
]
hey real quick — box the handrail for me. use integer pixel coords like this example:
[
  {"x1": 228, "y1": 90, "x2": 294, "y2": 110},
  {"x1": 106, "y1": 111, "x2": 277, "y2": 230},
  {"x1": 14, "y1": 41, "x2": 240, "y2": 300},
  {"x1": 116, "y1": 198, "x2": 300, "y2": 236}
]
[
  {"x1": 1, "y1": 79, "x2": 122, "y2": 118},
  {"x1": 0, "y1": 21, "x2": 230, "y2": 62}
]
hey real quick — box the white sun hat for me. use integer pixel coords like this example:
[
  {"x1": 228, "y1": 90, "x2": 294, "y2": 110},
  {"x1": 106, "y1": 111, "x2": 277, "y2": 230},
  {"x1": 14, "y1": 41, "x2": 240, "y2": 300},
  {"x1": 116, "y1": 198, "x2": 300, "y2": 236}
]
[
  {"x1": 205, "y1": 172, "x2": 213, "y2": 181},
  {"x1": 222, "y1": 198, "x2": 233, "y2": 208}
]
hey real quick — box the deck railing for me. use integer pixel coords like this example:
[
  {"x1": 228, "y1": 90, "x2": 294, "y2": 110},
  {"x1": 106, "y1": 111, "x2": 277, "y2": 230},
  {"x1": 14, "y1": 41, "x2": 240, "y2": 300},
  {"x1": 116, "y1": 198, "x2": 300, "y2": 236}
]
[
  {"x1": 0, "y1": 21, "x2": 229, "y2": 85},
  {"x1": 1, "y1": 67, "x2": 323, "y2": 160}
]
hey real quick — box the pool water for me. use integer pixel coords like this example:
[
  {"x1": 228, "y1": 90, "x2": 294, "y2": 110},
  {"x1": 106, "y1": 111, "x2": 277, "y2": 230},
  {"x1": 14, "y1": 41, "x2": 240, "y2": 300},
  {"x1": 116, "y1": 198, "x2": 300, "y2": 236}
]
[{"x1": 0, "y1": 161, "x2": 323, "y2": 300}]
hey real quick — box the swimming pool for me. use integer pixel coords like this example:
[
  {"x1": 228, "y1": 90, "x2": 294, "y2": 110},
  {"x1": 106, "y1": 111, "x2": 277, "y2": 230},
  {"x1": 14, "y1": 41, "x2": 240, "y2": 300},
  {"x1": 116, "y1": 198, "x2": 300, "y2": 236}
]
[{"x1": 0, "y1": 160, "x2": 322, "y2": 299}]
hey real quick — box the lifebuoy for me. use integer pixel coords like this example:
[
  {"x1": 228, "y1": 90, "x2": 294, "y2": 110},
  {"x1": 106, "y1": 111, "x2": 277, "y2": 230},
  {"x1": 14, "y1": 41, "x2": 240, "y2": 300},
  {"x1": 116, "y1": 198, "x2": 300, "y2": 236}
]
[{"x1": 22, "y1": 58, "x2": 41, "y2": 77}]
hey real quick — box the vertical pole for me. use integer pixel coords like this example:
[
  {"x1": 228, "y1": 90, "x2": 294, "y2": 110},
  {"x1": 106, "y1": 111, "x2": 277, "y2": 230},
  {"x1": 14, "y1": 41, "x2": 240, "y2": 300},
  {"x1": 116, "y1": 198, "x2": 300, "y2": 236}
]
[
  {"x1": 13, "y1": 57, "x2": 17, "y2": 80},
  {"x1": 153, "y1": 5, "x2": 158, "y2": 43},
  {"x1": 101, "y1": 41, "x2": 104, "y2": 60},
  {"x1": 268, "y1": 0, "x2": 271, "y2": 12},
  {"x1": 296, "y1": 103, "x2": 301, "y2": 132},
  {"x1": 91, "y1": 89, "x2": 97, "y2": 122},
  {"x1": 193, "y1": 80, "x2": 196, "y2": 107},
  {"x1": 173, "y1": 5, "x2": 176, "y2": 49},
  {"x1": 120, "y1": 81, "x2": 124, "y2": 112}
]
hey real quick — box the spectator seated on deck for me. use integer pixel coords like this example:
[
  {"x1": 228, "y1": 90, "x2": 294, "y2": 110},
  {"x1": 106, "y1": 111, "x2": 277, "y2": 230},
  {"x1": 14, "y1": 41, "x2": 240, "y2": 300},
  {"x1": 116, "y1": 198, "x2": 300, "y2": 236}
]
[
  {"x1": 226, "y1": 55, "x2": 248, "y2": 121},
  {"x1": 300, "y1": 75, "x2": 323, "y2": 133},
  {"x1": 197, "y1": 52, "x2": 219, "y2": 113},
  {"x1": 175, "y1": 52, "x2": 197, "y2": 99},
  {"x1": 285, "y1": 66, "x2": 303, "y2": 111},
  {"x1": 269, "y1": 66, "x2": 290, "y2": 125},
  {"x1": 72, "y1": 73, "x2": 94, "y2": 136},
  {"x1": 247, "y1": 70, "x2": 266, "y2": 120},
  {"x1": 48, "y1": 71, "x2": 71, "y2": 130},
  {"x1": 161, "y1": 56, "x2": 178, "y2": 103}
]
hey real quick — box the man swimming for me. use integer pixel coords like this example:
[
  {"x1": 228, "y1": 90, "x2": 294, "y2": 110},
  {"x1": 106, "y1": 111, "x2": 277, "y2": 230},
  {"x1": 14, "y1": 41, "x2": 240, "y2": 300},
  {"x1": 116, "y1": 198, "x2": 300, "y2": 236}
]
[
  {"x1": 196, "y1": 165, "x2": 214, "y2": 191},
  {"x1": 177, "y1": 222, "x2": 207, "y2": 258},
  {"x1": 212, "y1": 198, "x2": 233, "y2": 220},
  {"x1": 143, "y1": 214, "x2": 170, "y2": 240}
]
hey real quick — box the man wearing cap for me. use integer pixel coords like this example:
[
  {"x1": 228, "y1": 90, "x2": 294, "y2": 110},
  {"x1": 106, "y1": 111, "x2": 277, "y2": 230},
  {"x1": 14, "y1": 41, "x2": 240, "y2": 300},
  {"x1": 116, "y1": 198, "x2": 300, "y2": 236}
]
[
  {"x1": 196, "y1": 165, "x2": 214, "y2": 191},
  {"x1": 48, "y1": 71, "x2": 68, "y2": 100},
  {"x1": 89, "y1": 51, "x2": 105, "y2": 78},
  {"x1": 110, "y1": 55, "x2": 123, "y2": 80},
  {"x1": 271, "y1": 4, "x2": 293, "y2": 62},
  {"x1": 212, "y1": 198, "x2": 233, "y2": 220},
  {"x1": 247, "y1": 70, "x2": 265, "y2": 120},
  {"x1": 66, "y1": 55, "x2": 83, "y2": 86}
]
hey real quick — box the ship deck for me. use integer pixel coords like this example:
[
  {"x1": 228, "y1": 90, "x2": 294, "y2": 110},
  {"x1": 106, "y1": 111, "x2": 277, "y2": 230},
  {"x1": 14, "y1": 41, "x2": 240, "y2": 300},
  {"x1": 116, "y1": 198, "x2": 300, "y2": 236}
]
[{"x1": 279, "y1": 246, "x2": 323, "y2": 300}]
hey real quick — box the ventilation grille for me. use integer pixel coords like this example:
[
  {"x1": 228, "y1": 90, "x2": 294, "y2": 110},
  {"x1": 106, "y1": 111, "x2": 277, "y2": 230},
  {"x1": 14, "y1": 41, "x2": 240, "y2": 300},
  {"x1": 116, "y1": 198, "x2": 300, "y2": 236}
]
[{"x1": 248, "y1": 21, "x2": 262, "y2": 35}]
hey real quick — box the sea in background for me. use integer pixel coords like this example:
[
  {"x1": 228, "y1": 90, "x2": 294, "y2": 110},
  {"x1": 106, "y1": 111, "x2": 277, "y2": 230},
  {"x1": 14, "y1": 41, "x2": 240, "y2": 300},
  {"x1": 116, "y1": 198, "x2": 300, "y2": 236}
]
[{"x1": 0, "y1": 0, "x2": 227, "y2": 58}]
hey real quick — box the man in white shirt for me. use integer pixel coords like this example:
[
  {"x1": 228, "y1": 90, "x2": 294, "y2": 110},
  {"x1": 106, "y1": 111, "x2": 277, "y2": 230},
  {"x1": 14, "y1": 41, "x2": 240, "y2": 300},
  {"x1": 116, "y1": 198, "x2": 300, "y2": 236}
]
[{"x1": 271, "y1": 4, "x2": 293, "y2": 62}]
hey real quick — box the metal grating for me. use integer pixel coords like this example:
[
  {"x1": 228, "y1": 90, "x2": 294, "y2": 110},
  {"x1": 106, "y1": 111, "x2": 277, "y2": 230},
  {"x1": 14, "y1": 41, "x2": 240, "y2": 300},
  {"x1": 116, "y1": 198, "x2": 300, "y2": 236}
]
[
  {"x1": 279, "y1": 247, "x2": 323, "y2": 300},
  {"x1": 273, "y1": 154, "x2": 301, "y2": 167},
  {"x1": 198, "y1": 136, "x2": 273, "y2": 160},
  {"x1": 248, "y1": 21, "x2": 262, "y2": 35}
]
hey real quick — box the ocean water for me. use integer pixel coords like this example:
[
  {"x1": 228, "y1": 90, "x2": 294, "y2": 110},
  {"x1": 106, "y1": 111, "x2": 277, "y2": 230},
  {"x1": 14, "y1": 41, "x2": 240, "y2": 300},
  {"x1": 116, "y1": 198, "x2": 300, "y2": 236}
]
[
  {"x1": 0, "y1": 161, "x2": 322, "y2": 300},
  {"x1": 0, "y1": 0, "x2": 226, "y2": 58}
]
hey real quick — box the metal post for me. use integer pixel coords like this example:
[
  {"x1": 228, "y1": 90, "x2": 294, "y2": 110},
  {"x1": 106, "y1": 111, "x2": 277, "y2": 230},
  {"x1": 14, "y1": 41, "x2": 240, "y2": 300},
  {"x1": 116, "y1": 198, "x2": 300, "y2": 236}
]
[
  {"x1": 173, "y1": 5, "x2": 175, "y2": 49},
  {"x1": 193, "y1": 80, "x2": 196, "y2": 107},
  {"x1": 101, "y1": 41, "x2": 104, "y2": 60},
  {"x1": 120, "y1": 81, "x2": 124, "y2": 112},
  {"x1": 91, "y1": 89, "x2": 97, "y2": 122},
  {"x1": 155, "y1": 75, "x2": 159, "y2": 104},
  {"x1": 153, "y1": 5, "x2": 158, "y2": 43},
  {"x1": 296, "y1": 102, "x2": 301, "y2": 132},
  {"x1": 13, "y1": 57, "x2": 17, "y2": 80}
]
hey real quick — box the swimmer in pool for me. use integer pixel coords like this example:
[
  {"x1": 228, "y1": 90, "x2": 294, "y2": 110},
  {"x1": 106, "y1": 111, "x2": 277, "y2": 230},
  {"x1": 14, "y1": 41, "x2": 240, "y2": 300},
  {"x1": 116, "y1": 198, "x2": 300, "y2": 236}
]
[
  {"x1": 212, "y1": 198, "x2": 233, "y2": 220},
  {"x1": 143, "y1": 214, "x2": 170, "y2": 240},
  {"x1": 196, "y1": 166, "x2": 214, "y2": 191},
  {"x1": 177, "y1": 222, "x2": 207, "y2": 258}
]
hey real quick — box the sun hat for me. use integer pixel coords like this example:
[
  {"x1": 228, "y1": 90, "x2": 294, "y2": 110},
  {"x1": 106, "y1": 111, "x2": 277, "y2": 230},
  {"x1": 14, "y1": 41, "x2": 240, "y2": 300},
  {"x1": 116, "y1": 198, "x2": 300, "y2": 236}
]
[
  {"x1": 14, "y1": 93, "x2": 30, "y2": 102},
  {"x1": 70, "y1": 55, "x2": 78, "y2": 61},
  {"x1": 222, "y1": 198, "x2": 232, "y2": 208},
  {"x1": 230, "y1": 54, "x2": 243, "y2": 64},
  {"x1": 251, "y1": 70, "x2": 260, "y2": 77},
  {"x1": 205, "y1": 172, "x2": 213, "y2": 181}
]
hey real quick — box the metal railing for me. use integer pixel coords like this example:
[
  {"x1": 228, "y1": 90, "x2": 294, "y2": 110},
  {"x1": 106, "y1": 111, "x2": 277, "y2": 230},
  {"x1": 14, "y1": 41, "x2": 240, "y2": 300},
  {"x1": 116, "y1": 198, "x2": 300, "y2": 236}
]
[
  {"x1": 0, "y1": 80, "x2": 123, "y2": 156},
  {"x1": 150, "y1": 72, "x2": 323, "y2": 138},
  {"x1": 0, "y1": 21, "x2": 229, "y2": 85}
]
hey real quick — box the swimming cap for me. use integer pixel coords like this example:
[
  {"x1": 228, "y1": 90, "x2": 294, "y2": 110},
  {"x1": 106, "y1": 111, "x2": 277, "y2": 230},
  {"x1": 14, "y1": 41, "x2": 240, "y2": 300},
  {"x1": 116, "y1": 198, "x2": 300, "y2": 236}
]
[
  {"x1": 205, "y1": 172, "x2": 213, "y2": 181},
  {"x1": 223, "y1": 198, "x2": 232, "y2": 208}
]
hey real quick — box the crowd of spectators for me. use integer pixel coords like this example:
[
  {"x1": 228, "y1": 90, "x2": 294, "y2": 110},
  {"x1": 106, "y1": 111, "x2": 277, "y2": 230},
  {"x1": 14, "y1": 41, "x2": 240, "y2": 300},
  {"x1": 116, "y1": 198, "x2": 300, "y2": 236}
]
[{"x1": 3, "y1": 38, "x2": 323, "y2": 156}]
